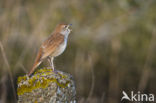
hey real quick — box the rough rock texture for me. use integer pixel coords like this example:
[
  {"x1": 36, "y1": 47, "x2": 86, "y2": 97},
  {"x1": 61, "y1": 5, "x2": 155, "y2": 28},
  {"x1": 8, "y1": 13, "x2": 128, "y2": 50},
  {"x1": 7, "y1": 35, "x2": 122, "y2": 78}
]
[{"x1": 17, "y1": 68, "x2": 76, "y2": 103}]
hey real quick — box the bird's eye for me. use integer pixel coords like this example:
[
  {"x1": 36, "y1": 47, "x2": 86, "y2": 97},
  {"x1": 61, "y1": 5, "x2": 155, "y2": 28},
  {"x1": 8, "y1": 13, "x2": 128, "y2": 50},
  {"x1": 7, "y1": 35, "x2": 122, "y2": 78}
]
[{"x1": 64, "y1": 25, "x2": 67, "y2": 28}]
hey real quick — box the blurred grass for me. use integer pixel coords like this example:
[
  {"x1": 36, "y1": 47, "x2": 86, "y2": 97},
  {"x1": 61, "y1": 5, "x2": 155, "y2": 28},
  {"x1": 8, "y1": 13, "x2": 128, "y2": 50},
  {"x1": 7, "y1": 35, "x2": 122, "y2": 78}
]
[{"x1": 0, "y1": 0, "x2": 156, "y2": 103}]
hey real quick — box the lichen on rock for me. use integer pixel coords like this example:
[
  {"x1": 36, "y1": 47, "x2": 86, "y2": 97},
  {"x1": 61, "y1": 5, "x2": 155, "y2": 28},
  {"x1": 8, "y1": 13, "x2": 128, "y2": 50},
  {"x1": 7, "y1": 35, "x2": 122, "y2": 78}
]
[{"x1": 17, "y1": 68, "x2": 76, "y2": 103}]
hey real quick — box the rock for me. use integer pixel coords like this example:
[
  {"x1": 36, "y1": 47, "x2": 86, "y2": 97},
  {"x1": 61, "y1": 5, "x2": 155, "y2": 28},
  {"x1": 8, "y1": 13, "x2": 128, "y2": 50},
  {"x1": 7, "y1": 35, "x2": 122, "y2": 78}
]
[{"x1": 17, "y1": 68, "x2": 76, "y2": 103}]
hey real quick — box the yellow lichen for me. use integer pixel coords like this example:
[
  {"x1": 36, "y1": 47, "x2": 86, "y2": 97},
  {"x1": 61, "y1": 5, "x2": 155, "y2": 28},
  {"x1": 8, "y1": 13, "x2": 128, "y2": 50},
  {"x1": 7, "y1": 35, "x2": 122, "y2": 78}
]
[
  {"x1": 34, "y1": 100, "x2": 38, "y2": 103},
  {"x1": 17, "y1": 76, "x2": 27, "y2": 84},
  {"x1": 58, "y1": 72, "x2": 68, "y2": 79},
  {"x1": 34, "y1": 68, "x2": 52, "y2": 74},
  {"x1": 17, "y1": 68, "x2": 70, "y2": 96}
]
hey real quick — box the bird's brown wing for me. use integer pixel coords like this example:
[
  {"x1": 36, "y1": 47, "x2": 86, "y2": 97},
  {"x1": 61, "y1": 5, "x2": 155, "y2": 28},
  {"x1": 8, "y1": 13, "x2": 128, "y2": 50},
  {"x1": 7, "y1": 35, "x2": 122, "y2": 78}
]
[
  {"x1": 41, "y1": 33, "x2": 64, "y2": 59},
  {"x1": 28, "y1": 33, "x2": 64, "y2": 76}
]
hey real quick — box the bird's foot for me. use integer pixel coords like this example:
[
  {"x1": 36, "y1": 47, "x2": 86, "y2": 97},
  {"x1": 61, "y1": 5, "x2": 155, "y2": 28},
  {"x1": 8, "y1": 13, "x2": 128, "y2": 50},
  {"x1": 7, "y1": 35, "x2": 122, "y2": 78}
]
[
  {"x1": 47, "y1": 67, "x2": 52, "y2": 69},
  {"x1": 52, "y1": 68, "x2": 58, "y2": 74},
  {"x1": 26, "y1": 74, "x2": 30, "y2": 79},
  {"x1": 47, "y1": 67, "x2": 58, "y2": 74}
]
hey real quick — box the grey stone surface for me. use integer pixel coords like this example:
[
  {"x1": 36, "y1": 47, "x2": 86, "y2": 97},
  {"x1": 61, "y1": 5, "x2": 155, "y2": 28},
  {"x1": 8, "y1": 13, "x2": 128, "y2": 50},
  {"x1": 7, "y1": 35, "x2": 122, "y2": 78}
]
[{"x1": 17, "y1": 68, "x2": 76, "y2": 103}]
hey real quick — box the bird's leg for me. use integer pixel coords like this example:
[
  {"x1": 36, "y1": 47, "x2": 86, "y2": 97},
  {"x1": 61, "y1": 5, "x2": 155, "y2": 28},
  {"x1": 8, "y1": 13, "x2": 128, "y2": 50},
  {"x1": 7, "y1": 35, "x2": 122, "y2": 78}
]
[
  {"x1": 48, "y1": 57, "x2": 57, "y2": 73},
  {"x1": 50, "y1": 57, "x2": 58, "y2": 73},
  {"x1": 48, "y1": 57, "x2": 52, "y2": 69},
  {"x1": 50, "y1": 57, "x2": 55, "y2": 71}
]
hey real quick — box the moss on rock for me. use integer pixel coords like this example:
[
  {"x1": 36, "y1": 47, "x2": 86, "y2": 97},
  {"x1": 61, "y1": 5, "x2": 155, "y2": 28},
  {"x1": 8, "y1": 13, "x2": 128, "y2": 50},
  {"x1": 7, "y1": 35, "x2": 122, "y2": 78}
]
[{"x1": 17, "y1": 68, "x2": 76, "y2": 103}]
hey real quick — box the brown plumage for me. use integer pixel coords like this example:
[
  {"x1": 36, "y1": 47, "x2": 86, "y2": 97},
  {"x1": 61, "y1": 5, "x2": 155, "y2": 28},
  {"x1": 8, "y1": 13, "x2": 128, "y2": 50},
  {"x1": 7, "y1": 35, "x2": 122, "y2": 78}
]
[{"x1": 28, "y1": 23, "x2": 72, "y2": 76}]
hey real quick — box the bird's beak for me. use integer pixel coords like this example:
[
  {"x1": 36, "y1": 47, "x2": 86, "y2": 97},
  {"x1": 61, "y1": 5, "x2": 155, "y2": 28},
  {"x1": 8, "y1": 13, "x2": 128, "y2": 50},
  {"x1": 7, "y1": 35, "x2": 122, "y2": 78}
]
[
  {"x1": 67, "y1": 24, "x2": 72, "y2": 28},
  {"x1": 67, "y1": 24, "x2": 72, "y2": 31}
]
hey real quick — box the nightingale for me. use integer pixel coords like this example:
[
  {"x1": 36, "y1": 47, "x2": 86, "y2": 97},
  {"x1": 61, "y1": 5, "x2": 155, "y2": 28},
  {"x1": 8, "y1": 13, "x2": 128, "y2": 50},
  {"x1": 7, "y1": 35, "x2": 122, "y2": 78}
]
[{"x1": 28, "y1": 23, "x2": 72, "y2": 76}]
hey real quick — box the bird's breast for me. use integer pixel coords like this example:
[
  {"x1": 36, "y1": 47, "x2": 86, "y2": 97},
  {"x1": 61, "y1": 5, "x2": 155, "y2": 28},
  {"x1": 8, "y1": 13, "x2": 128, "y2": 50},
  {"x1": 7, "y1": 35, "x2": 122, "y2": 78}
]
[{"x1": 52, "y1": 40, "x2": 67, "y2": 57}]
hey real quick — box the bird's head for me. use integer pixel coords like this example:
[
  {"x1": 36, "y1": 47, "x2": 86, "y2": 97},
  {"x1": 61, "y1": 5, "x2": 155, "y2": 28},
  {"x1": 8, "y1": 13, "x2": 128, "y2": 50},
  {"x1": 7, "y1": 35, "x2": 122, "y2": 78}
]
[{"x1": 55, "y1": 23, "x2": 72, "y2": 36}]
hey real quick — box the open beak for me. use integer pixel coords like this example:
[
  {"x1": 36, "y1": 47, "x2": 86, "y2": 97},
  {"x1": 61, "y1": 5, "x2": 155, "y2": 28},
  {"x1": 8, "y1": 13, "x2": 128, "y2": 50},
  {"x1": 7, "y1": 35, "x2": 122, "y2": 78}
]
[{"x1": 67, "y1": 24, "x2": 72, "y2": 31}]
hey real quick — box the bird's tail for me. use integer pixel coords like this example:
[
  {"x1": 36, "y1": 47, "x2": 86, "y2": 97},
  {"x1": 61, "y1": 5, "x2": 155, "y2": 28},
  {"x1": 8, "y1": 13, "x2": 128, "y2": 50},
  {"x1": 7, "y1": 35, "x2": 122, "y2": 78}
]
[{"x1": 28, "y1": 48, "x2": 42, "y2": 76}]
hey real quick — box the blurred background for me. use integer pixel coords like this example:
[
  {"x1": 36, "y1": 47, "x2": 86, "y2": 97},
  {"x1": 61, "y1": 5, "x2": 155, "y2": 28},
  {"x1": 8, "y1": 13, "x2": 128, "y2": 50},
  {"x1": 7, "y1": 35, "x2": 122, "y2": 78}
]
[{"x1": 0, "y1": 0, "x2": 156, "y2": 103}]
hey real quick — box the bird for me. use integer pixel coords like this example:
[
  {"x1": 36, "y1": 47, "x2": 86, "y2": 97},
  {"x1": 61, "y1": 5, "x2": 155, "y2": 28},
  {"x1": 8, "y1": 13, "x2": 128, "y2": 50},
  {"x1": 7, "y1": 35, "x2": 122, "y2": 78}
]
[{"x1": 28, "y1": 23, "x2": 72, "y2": 76}]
